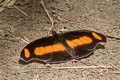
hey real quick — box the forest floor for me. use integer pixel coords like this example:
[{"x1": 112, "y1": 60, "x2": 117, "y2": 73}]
[{"x1": 0, "y1": 0, "x2": 120, "y2": 80}]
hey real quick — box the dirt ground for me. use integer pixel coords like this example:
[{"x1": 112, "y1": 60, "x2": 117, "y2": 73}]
[{"x1": 0, "y1": 0, "x2": 120, "y2": 80}]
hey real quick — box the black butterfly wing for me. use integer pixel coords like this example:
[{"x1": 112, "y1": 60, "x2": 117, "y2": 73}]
[
  {"x1": 62, "y1": 30, "x2": 106, "y2": 50},
  {"x1": 61, "y1": 30, "x2": 106, "y2": 59},
  {"x1": 21, "y1": 36, "x2": 72, "y2": 63},
  {"x1": 21, "y1": 36, "x2": 54, "y2": 62}
]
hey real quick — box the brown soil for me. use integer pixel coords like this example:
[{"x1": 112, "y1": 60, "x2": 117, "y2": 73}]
[{"x1": 0, "y1": 0, "x2": 120, "y2": 80}]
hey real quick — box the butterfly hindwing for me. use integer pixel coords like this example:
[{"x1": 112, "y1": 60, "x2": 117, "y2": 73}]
[
  {"x1": 61, "y1": 30, "x2": 106, "y2": 58},
  {"x1": 62, "y1": 30, "x2": 106, "y2": 50}
]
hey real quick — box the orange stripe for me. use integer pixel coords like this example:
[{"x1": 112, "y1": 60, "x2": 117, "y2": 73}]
[
  {"x1": 52, "y1": 43, "x2": 65, "y2": 52},
  {"x1": 66, "y1": 40, "x2": 78, "y2": 48},
  {"x1": 24, "y1": 48, "x2": 30, "y2": 58},
  {"x1": 45, "y1": 45, "x2": 53, "y2": 54},
  {"x1": 66, "y1": 36, "x2": 92, "y2": 48},
  {"x1": 92, "y1": 32, "x2": 102, "y2": 40},
  {"x1": 34, "y1": 47, "x2": 44, "y2": 56},
  {"x1": 34, "y1": 43, "x2": 65, "y2": 56}
]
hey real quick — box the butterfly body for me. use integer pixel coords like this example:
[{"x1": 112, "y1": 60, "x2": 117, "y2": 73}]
[{"x1": 20, "y1": 30, "x2": 106, "y2": 63}]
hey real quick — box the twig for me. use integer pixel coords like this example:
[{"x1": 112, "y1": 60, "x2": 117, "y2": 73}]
[
  {"x1": 55, "y1": 14, "x2": 67, "y2": 22},
  {"x1": 14, "y1": 6, "x2": 28, "y2": 16},
  {"x1": 17, "y1": 65, "x2": 112, "y2": 74},
  {"x1": 0, "y1": 0, "x2": 16, "y2": 12},
  {"x1": 110, "y1": 71, "x2": 120, "y2": 74},
  {"x1": 0, "y1": 36, "x2": 29, "y2": 43},
  {"x1": 20, "y1": 38, "x2": 29, "y2": 44},
  {"x1": 35, "y1": 65, "x2": 113, "y2": 69},
  {"x1": 33, "y1": 75, "x2": 39, "y2": 80},
  {"x1": 110, "y1": 63, "x2": 119, "y2": 70},
  {"x1": 40, "y1": 0, "x2": 54, "y2": 34}
]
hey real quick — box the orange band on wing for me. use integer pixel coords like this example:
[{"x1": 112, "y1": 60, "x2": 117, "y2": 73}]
[
  {"x1": 34, "y1": 47, "x2": 44, "y2": 56},
  {"x1": 65, "y1": 40, "x2": 78, "y2": 48},
  {"x1": 66, "y1": 36, "x2": 92, "y2": 48},
  {"x1": 52, "y1": 43, "x2": 65, "y2": 52},
  {"x1": 92, "y1": 32, "x2": 102, "y2": 40},
  {"x1": 24, "y1": 48, "x2": 30, "y2": 58},
  {"x1": 45, "y1": 45, "x2": 53, "y2": 54},
  {"x1": 34, "y1": 43, "x2": 65, "y2": 56}
]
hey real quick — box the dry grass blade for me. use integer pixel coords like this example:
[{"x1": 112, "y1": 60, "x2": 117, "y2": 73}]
[
  {"x1": 34, "y1": 65, "x2": 113, "y2": 70},
  {"x1": 33, "y1": 75, "x2": 39, "y2": 80},
  {"x1": 17, "y1": 65, "x2": 113, "y2": 74},
  {"x1": 14, "y1": 6, "x2": 28, "y2": 16},
  {"x1": 110, "y1": 63, "x2": 119, "y2": 70},
  {"x1": 110, "y1": 71, "x2": 120, "y2": 74},
  {"x1": 0, "y1": 0, "x2": 16, "y2": 12},
  {"x1": 40, "y1": 0, "x2": 54, "y2": 35}
]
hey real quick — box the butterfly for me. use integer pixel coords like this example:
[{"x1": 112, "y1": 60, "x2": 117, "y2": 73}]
[{"x1": 20, "y1": 30, "x2": 106, "y2": 64}]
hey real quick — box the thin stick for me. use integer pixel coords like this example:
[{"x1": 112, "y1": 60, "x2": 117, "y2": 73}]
[
  {"x1": 40, "y1": 0, "x2": 54, "y2": 34},
  {"x1": 111, "y1": 71, "x2": 120, "y2": 74},
  {"x1": 0, "y1": 37, "x2": 29, "y2": 43},
  {"x1": 17, "y1": 65, "x2": 112, "y2": 74},
  {"x1": 110, "y1": 63, "x2": 119, "y2": 70},
  {"x1": 14, "y1": 6, "x2": 28, "y2": 16},
  {"x1": 35, "y1": 65, "x2": 113, "y2": 69},
  {"x1": 33, "y1": 75, "x2": 39, "y2": 80},
  {"x1": 20, "y1": 38, "x2": 29, "y2": 44},
  {"x1": 55, "y1": 14, "x2": 67, "y2": 22}
]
